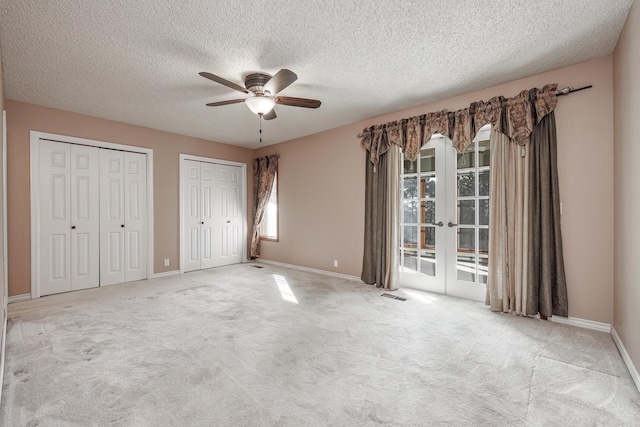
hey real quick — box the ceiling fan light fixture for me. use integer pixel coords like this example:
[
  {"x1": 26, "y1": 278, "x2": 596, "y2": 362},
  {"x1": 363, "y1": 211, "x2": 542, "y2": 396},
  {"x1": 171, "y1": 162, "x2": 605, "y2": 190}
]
[{"x1": 245, "y1": 96, "x2": 276, "y2": 115}]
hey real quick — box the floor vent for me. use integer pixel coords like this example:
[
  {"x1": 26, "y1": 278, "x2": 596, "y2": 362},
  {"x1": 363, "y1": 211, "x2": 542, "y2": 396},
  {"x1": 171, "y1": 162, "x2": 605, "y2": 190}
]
[
  {"x1": 381, "y1": 293, "x2": 407, "y2": 301},
  {"x1": 250, "y1": 265, "x2": 265, "y2": 269}
]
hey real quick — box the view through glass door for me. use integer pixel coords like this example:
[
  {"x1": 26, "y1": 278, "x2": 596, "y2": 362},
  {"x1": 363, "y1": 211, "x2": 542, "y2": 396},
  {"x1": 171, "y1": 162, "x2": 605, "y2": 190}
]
[{"x1": 400, "y1": 126, "x2": 490, "y2": 301}]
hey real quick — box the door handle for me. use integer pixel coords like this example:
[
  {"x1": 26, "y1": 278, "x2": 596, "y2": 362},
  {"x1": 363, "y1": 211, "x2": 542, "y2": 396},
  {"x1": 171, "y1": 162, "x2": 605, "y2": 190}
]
[
  {"x1": 121, "y1": 224, "x2": 125, "y2": 228},
  {"x1": 71, "y1": 225, "x2": 76, "y2": 229},
  {"x1": 431, "y1": 221, "x2": 444, "y2": 227},
  {"x1": 448, "y1": 222, "x2": 458, "y2": 227},
  {"x1": 201, "y1": 221, "x2": 204, "y2": 225},
  {"x1": 226, "y1": 221, "x2": 230, "y2": 223}
]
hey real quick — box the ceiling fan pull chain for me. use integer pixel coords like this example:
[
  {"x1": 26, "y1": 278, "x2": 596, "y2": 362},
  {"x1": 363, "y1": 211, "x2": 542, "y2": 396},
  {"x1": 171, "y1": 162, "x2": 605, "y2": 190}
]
[{"x1": 259, "y1": 114, "x2": 263, "y2": 143}]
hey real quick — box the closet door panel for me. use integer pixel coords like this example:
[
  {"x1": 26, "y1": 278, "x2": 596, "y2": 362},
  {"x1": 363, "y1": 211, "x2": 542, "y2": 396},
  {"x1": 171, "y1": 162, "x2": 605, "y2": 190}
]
[
  {"x1": 100, "y1": 150, "x2": 126, "y2": 286},
  {"x1": 39, "y1": 141, "x2": 72, "y2": 295},
  {"x1": 124, "y1": 152, "x2": 147, "y2": 282},
  {"x1": 70, "y1": 144, "x2": 100, "y2": 290},
  {"x1": 200, "y1": 162, "x2": 216, "y2": 269},
  {"x1": 211, "y1": 165, "x2": 226, "y2": 265},
  {"x1": 227, "y1": 167, "x2": 242, "y2": 260},
  {"x1": 183, "y1": 160, "x2": 202, "y2": 272},
  {"x1": 212, "y1": 164, "x2": 243, "y2": 266}
]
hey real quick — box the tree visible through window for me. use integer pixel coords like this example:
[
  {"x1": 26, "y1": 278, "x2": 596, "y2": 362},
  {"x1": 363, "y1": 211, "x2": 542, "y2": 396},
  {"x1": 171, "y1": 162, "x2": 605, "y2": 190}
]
[{"x1": 260, "y1": 172, "x2": 278, "y2": 240}]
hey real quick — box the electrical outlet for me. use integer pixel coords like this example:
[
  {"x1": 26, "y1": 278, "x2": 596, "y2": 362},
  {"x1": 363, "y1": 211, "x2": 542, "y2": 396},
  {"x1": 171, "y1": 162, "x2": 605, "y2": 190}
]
[
  {"x1": 164, "y1": 259, "x2": 170, "y2": 267},
  {"x1": 333, "y1": 259, "x2": 339, "y2": 268}
]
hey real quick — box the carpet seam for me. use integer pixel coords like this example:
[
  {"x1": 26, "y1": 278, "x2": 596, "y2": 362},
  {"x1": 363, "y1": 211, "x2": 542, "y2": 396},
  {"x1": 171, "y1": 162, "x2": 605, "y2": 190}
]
[
  {"x1": 525, "y1": 355, "x2": 539, "y2": 423},
  {"x1": 536, "y1": 354, "x2": 629, "y2": 380}
]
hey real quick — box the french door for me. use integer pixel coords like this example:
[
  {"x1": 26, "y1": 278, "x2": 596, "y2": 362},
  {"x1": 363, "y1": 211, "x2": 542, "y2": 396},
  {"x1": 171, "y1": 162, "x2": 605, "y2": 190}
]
[{"x1": 399, "y1": 126, "x2": 490, "y2": 301}]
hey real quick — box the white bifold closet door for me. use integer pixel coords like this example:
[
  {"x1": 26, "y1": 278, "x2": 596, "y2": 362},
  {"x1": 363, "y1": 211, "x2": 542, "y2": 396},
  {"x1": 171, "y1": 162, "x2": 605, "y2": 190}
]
[
  {"x1": 39, "y1": 141, "x2": 100, "y2": 295},
  {"x1": 183, "y1": 160, "x2": 243, "y2": 272},
  {"x1": 100, "y1": 150, "x2": 148, "y2": 286},
  {"x1": 214, "y1": 163, "x2": 243, "y2": 266},
  {"x1": 184, "y1": 160, "x2": 215, "y2": 271}
]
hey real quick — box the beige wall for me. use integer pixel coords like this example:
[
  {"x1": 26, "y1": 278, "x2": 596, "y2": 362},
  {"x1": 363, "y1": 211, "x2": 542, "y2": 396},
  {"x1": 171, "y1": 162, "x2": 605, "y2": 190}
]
[
  {"x1": 6, "y1": 100, "x2": 254, "y2": 296},
  {"x1": 255, "y1": 125, "x2": 366, "y2": 275},
  {"x1": 613, "y1": 0, "x2": 640, "y2": 377},
  {"x1": 257, "y1": 57, "x2": 615, "y2": 324}
]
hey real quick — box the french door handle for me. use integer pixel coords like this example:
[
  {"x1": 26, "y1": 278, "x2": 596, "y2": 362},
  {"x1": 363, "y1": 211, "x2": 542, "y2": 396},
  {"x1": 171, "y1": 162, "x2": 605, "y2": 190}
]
[
  {"x1": 448, "y1": 221, "x2": 458, "y2": 228},
  {"x1": 431, "y1": 221, "x2": 444, "y2": 227},
  {"x1": 71, "y1": 225, "x2": 76, "y2": 229}
]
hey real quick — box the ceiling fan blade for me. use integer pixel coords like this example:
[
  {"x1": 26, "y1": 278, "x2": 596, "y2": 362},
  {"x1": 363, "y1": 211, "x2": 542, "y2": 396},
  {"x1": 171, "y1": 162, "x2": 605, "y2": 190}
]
[
  {"x1": 275, "y1": 96, "x2": 321, "y2": 109},
  {"x1": 199, "y1": 72, "x2": 250, "y2": 94},
  {"x1": 205, "y1": 99, "x2": 245, "y2": 107},
  {"x1": 263, "y1": 69, "x2": 297, "y2": 95},
  {"x1": 263, "y1": 109, "x2": 277, "y2": 120}
]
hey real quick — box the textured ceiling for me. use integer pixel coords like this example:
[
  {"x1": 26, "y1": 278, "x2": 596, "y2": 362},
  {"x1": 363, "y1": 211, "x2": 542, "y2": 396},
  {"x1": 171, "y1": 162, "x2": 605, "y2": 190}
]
[{"x1": 0, "y1": 1, "x2": 633, "y2": 148}]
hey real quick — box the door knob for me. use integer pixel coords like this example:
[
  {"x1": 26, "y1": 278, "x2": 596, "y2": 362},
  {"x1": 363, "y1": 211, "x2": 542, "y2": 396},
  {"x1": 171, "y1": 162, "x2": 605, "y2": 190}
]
[
  {"x1": 431, "y1": 221, "x2": 444, "y2": 227},
  {"x1": 448, "y1": 222, "x2": 458, "y2": 227},
  {"x1": 226, "y1": 221, "x2": 230, "y2": 223},
  {"x1": 201, "y1": 221, "x2": 204, "y2": 225},
  {"x1": 121, "y1": 224, "x2": 125, "y2": 228}
]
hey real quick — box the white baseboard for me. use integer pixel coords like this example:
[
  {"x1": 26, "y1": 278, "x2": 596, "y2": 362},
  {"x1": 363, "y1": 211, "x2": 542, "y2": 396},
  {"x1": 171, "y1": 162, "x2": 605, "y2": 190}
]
[
  {"x1": 549, "y1": 315, "x2": 612, "y2": 333},
  {"x1": 612, "y1": 326, "x2": 640, "y2": 393},
  {"x1": 257, "y1": 259, "x2": 362, "y2": 283},
  {"x1": 8, "y1": 293, "x2": 31, "y2": 304},
  {"x1": 152, "y1": 270, "x2": 180, "y2": 279}
]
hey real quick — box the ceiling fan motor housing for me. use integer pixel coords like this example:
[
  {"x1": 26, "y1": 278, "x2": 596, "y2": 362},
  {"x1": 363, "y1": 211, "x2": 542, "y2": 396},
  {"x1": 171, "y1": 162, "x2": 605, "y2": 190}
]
[{"x1": 245, "y1": 73, "x2": 271, "y2": 94}]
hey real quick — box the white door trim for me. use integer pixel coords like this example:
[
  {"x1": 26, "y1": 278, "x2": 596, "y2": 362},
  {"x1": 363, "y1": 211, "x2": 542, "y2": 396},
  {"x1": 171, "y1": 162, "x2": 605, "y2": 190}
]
[
  {"x1": 30, "y1": 131, "x2": 154, "y2": 298},
  {"x1": 2, "y1": 111, "x2": 7, "y2": 307},
  {"x1": 1, "y1": 111, "x2": 7, "y2": 409},
  {"x1": 179, "y1": 154, "x2": 248, "y2": 274}
]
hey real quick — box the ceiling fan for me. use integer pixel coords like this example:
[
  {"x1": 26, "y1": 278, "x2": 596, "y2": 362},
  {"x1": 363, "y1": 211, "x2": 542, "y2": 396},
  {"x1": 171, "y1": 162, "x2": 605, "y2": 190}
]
[{"x1": 199, "y1": 69, "x2": 321, "y2": 120}]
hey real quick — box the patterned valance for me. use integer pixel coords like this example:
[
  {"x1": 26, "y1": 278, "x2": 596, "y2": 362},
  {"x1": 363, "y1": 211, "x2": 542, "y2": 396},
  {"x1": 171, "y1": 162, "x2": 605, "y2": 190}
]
[{"x1": 359, "y1": 83, "x2": 558, "y2": 164}]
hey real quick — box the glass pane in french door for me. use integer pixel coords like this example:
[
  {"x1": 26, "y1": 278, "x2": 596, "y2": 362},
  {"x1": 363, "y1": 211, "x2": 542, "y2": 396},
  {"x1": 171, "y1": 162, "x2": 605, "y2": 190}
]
[
  {"x1": 399, "y1": 138, "x2": 446, "y2": 294},
  {"x1": 446, "y1": 126, "x2": 490, "y2": 301}
]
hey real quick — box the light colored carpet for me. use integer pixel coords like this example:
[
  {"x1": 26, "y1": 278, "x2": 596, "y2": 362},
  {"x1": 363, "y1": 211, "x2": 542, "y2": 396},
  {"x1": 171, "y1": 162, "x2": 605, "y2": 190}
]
[{"x1": 1, "y1": 263, "x2": 638, "y2": 426}]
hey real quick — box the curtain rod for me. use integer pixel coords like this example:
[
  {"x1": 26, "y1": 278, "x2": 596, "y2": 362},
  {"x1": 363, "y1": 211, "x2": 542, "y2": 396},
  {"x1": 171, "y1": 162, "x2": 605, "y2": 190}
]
[{"x1": 556, "y1": 85, "x2": 592, "y2": 96}]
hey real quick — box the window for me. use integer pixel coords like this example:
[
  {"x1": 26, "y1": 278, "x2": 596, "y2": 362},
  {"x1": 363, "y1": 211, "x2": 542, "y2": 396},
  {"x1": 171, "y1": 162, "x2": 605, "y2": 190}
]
[{"x1": 260, "y1": 172, "x2": 278, "y2": 240}]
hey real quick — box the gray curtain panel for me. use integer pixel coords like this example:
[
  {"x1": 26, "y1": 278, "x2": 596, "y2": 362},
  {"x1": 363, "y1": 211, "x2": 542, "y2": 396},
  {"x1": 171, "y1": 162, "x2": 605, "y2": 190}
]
[
  {"x1": 249, "y1": 154, "x2": 279, "y2": 259},
  {"x1": 361, "y1": 136, "x2": 400, "y2": 290},
  {"x1": 526, "y1": 112, "x2": 569, "y2": 317},
  {"x1": 361, "y1": 142, "x2": 389, "y2": 287}
]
